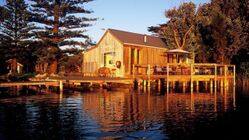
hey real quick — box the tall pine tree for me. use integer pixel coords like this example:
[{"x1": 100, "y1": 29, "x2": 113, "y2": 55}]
[
  {"x1": 30, "y1": 0, "x2": 96, "y2": 74},
  {"x1": 0, "y1": 0, "x2": 34, "y2": 74}
]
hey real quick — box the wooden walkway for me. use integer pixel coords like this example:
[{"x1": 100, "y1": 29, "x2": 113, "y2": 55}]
[
  {"x1": 50, "y1": 76, "x2": 133, "y2": 84},
  {"x1": 0, "y1": 81, "x2": 59, "y2": 87},
  {"x1": 131, "y1": 63, "x2": 236, "y2": 93},
  {"x1": 0, "y1": 63, "x2": 236, "y2": 93}
]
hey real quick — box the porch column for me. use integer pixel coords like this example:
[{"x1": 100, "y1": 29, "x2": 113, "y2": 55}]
[{"x1": 134, "y1": 48, "x2": 138, "y2": 65}]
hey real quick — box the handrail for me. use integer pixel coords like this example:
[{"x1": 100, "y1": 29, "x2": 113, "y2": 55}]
[
  {"x1": 134, "y1": 63, "x2": 235, "y2": 67},
  {"x1": 132, "y1": 63, "x2": 235, "y2": 78}
]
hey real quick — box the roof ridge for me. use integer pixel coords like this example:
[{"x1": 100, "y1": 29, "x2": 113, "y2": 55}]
[
  {"x1": 108, "y1": 28, "x2": 160, "y2": 38},
  {"x1": 103, "y1": 28, "x2": 167, "y2": 49}
]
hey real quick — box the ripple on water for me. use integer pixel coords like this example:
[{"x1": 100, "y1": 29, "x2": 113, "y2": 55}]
[{"x1": 0, "y1": 89, "x2": 238, "y2": 139}]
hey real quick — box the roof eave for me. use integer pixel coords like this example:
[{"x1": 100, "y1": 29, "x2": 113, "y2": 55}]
[{"x1": 123, "y1": 43, "x2": 167, "y2": 49}]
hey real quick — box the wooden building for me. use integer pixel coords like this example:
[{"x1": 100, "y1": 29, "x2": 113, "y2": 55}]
[
  {"x1": 83, "y1": 29, "x2": 168, "y2": 77},
  {"x1": 6, "y1": 58, "x2": 23, "y2": 75}
]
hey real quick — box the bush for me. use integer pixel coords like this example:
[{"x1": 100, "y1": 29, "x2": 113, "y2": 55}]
[
  {"x1": 8, "y1": 73, "x2": 36, "y2": 81},
  {"x1": 240, "y1": 62, "x2": 249, "y2": 78},
  {"x1": 19, "y1": 73, "x2": 36, "y2": 80}
]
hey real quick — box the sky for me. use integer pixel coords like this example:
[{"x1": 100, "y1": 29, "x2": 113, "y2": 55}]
[{"x1": 0, "y1": 0, "x2": 210, "y2": 43}]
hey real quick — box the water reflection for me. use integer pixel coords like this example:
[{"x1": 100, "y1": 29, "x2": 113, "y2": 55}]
[{"x1": 0, "y1": 86, "x2": 237, "y2": 139}]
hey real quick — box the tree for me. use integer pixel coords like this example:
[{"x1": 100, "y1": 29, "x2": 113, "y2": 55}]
[
  {"x1": 30, "y1": 0, "x2": 96, "y2": 74},
  {"x1": 197, "y1": 0, "x2": 243, "y2": 64},
  {"x1": 149, "y1": 2, "x2": 199, "y2": 50},
  {"x1": 149, "y1": 1, "x2": 245, "y2": 64},
  {"x1": 0, "y1": 0, "x2": 34, "y2": 74},
  {"x1": 237, "y1": 0, "x2": 249, "y2": 51},
  {"x1": 148, "y1": 2, "x2": 206, "y2": 62},
  {"x1": 229, "y1": 0, "x2": 249, "y2": 75}
]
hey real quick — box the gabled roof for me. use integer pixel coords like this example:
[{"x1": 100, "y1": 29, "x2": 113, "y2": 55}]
[
  {"x1": 108, "y1": 29, "x2": 167, "y2": 49},
  {"x1": 6, "y1": 59, "x2": 23, "y2": 67},
  {"x1": 84, "y1": 45, "x2": 97, "y2": 52}
]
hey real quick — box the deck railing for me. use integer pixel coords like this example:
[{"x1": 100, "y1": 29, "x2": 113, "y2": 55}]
[{"x1": 132, "y1": 63, "x2": 235, "y2": 79}]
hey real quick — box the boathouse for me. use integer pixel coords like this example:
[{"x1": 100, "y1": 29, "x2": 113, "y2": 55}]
[
  {"x1": 82, "y1": 28, "x2": 235, "y2": 93},
  {"x1": 83, "y1": 29, "x2": 171, "y2": 77}
]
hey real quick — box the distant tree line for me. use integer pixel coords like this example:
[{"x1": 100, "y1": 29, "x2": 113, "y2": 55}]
[
  {"x1": 149, "y1": 0, "x2": 249, "y2": 76},
  {"x1": 0, "y1": 0, "x2": 96, "y2": 75}
]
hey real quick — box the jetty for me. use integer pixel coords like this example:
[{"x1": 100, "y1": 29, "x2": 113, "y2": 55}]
[
  {"x1": 132, "y1": 63, "x2": 235, "y2": 93},
  {"x1": 0, "y1": 81, "x2": 59, "y2": 87},
  {"x1": 0, "y1": 63, "x2": 235, "y2": 93}
]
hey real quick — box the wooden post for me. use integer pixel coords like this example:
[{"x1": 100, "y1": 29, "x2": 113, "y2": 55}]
[
  {"x1": 138, "y1": 80, "x2": 141, "y2": 90},
  {"x1": 59, "y1": 80, "x2": 63, "y2": 93},
  {"x1": 233, "y1": 65, "x2": 236, "y2": 86},
  {"x1": 190, "y1": 64, "x2": 193, "y2": 94},
  {"x1": 147, "y1": 80, "x2": 151, "y2": 88},
  {"x1": 132, "y1": 64, "x2": 135, "y2": 79},
  {"x1": 100, "y1": 82, "x2": 103, "y2": 89},
  {"x1": 190, "y1": 93, "x2": 194, "y2": 112},
  {"x1": 214, "y1": 64, "x2": 217, "y2": 88},
  {"x1": 233, "y1": 85, "x2": 236, "y2": 109},
  {"x1": 147, "y1": 65, "x2": 151, "y2": 78},
  {"x1": 183, "y1": 81, "x2": 186, "y2": 93},
  {"x1": 214, "y1": 88, "x2": 217, "y2": 112},
  {"x1": 210, "y1": 79, "x2": 213, "y2": 93},
  {"x1": 147, "y1": 65, "x2": 151, "y2": 88},
  {"x1": 166, "y1": 64, "x2": 169, "y2": 94},
  {"x1": 143, "y1": 80, "x2": 146, "y2": 88},
  {"x1": 196, "y1": 80, "x2": 199, "y2": 93},
  {"x1": 158, "y1": 79, "x2": 161, "y2": 92},
  {"x1": 224, "y1": 65, "x2": 227, "y2": 87}
]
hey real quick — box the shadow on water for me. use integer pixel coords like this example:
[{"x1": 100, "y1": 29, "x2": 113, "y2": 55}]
[{"x1": 0, "y1": 81, "x2": 248, "y2": 140}]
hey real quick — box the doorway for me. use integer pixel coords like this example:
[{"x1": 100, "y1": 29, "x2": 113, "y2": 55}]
[
  {"x1": 130, "y1": 48, "x2": 139, "y2": 74},
  {"x1": 104, "y1": 52, "x2": 115, "y2": 67}
]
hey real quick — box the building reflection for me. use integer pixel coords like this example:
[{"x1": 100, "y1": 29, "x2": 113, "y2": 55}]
[
  {"x1": 81, "y1": 86, "x2": 236, "y2": 134},
  {"x1": 0, "y1": 82, "x2": 237, "y2": 139}
]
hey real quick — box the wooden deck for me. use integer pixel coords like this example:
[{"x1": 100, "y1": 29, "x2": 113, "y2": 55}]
[
  {"x1": 50, "y1": 76, "x2": 133, "y2": 84},
  {"x1": 0, "y1": 63, "x2": 236, "y2": 93},
  {"x1": 134, "y1": 75, "x2": 234, "y2": 81},
  {"x1": 131, "y1": 63, "x2": 236, "y2": 93},
  {"x1": 0, "y1": 81, "x2": 59, "y2": 87},
  {"x1": 132, "y1": 63, "x2": 235, "y2": 81}
]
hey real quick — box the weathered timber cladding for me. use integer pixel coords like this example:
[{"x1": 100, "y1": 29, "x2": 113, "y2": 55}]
[{"x1": 83, "y1": 29, "x2": 168, "y2": 77}]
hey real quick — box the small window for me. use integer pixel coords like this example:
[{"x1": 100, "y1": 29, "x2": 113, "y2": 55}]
[{"x1": 109, "y1": 60, "x2": 113, "y2": 64}]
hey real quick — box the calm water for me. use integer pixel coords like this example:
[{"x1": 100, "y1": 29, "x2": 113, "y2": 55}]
[{"x1": 0, "y1": 85, "x2": 249, "y2": 140}]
